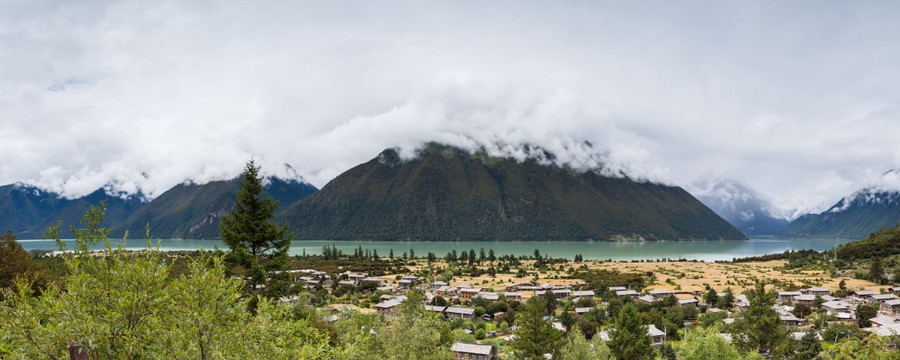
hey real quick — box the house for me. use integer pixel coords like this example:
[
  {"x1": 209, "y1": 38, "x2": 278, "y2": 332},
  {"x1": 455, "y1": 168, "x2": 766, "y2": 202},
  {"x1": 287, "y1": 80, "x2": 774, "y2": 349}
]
[
  {"x1": 822, "y1": 301, "x2": 853, "y2": 316},
  {"x1": 801, "y1": 287, "x2": 831, "y2": 297},
  {"x1": 608, "y1": 286, "x2": 627, "y2": 292},
  {"x1": 361, "y1": 277, "x2": 383, "y2": 285},
  {"x1": 864, "y1": 324, "x2": 900, "y2": 340},
  {"x1": 597, "y1": 324, "x2": 666, "y2": 346},
  {"x1": 637, "y1": 295, "x2": 656, "y2": 304},
  {"x1": 374, "y1": 296, "x2": 406, "y2": 316},
  {"x1": 552, "y1": 289, "x2": 572, "y2": 300},
  {"x1": 460, "y1": 288, "x2": 482, "y2": 301},
  {"x1": 573, "y1": 290, "x2": 595, "y2": 301},
  {"x1": 616, "y1": 290, "x2": 639, "y2": 299},
  {"x1": 777, "y1": 291, "x2": 801, "y2": 303},
  {"x1": 425, "y1": 305, "x2": 447, "y2": 315},
  {"x1": 834, "y1": 312, "x2": 857, "y2": 326},
  {"x1": 337, "y1": 280, "x2": 356, "y2": 287},
  {"x1": 872, "y1": 294, "x2": 899, "y2": 307},
  {"x1": 432, "y1": 281, "x2": 448, "y2": 290},
  {"x1": 794, "y1": 295, "x2": 816, "y2": 306},
  {"x1": 398, "y1": 279, "x2": 414, "y2": 290},
  {"x1": 852, "y1": 290, "x2": 876, "y2": 301},
  {"x1": 648, "y1": 289, "x2": 672, "y2": 299},
  {"x1": 434, "y1": 285, "x2": 454, "y2": 296},
  {"x1": 889, "y1": 287, "x2": 900, "y2": 293},
  {"x1": 678, "y1": 298, "x2": 699, "y2": 306},
  {"x1": 575, "y1": 307, "x2": 593, "y2": 316},
  {"x1": 445, "y1": 307, "x2": 476, "y2": 321},
  {"x1": 347, "y1": 273, "x2": 367, "y2": 283},
  {"x1": 477, "y1": 292, "x2": 500, "y2": 301},
  {"x1": 503, "y1": 292, "x2": 523, "y2": 301},
  {"x1": 883, "y1": 299, "x2": 900, "y2": 316},
  {"x1": 450, "y1": 342, "x2": 495, "y2": 360},
  {"x1": 648, "y1": 324, "x2": 666, "y2": 346},
  {"x1": 869, "y1": 315, "x2": 900, "y2": 328},
  {"x1": 780, "y1": 314, "x2": 804, "y2": 328}
]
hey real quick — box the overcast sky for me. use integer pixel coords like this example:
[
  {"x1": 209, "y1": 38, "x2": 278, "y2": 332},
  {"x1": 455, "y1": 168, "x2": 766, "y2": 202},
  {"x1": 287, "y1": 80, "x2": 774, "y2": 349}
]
[{"x1": 3, "y1": 1, "x2": 900, "y2": 217}]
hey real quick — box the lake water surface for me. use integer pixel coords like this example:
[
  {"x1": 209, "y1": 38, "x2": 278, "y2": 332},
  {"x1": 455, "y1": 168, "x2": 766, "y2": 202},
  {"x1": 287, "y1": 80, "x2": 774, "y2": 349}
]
[{"x1": 17, "y1": 237, "x2": 854, "y2": 262}]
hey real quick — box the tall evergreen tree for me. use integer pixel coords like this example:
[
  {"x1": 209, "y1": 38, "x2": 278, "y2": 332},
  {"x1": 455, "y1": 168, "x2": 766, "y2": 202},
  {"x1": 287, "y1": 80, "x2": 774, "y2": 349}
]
[
  {"x1": 510, "y1": 296, "x2": 563, "y2": 359},
  {"x1": 608, "y1": 302, "x2": 653, "y2": 360},
  {"x1": 857, "y1": 303, "x2": 878, "y2": 328},
  {"x1": 705, "y1": 288, "x2": 719, "y2": 306},
  {"x1": 542, "y1": 289, "x2": 558, "y2": 316},
  {"x1": 734, "y1": 282, "x2": 790, "y2": 358},
  {"x1": 220, "y1": 160, "x2": 292, "y2": 296},
  {"x1": 870, "y1": 257, "x2": 884, "y2": 285},
  {"x1": 794, "y1": 328, "x2": 822, "y2": 360}
]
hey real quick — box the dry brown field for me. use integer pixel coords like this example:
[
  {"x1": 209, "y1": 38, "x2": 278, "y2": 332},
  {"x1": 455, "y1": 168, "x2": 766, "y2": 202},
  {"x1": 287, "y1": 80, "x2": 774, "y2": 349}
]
[{"x1": 379, "y1": 259, "x2": 884, "y2": 297}]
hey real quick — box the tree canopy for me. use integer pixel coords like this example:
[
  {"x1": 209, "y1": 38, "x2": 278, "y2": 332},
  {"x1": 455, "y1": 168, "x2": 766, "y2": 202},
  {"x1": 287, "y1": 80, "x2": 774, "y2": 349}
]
[
  {"x1": 1, "y1": 203, "x2": 347, "y2": 359},
  {"x1": 220, "y1": 160, "x2": 292, "y2": 296}
]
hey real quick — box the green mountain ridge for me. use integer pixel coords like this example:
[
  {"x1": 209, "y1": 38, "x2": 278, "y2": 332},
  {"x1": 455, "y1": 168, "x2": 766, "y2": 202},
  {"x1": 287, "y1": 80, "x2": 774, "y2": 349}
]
[
  {"x1": 0, "y1": 184, "x2": 144, "y2": 238},
  {"x1": 780, "y1": 189, "x2": 900, "y2": 240},
  {"x1": 113, "y1": 177, "x2": 317, "y2": 239},
  {"x1": 280, "y1": 143, "x2": 747, "y2": 241}
]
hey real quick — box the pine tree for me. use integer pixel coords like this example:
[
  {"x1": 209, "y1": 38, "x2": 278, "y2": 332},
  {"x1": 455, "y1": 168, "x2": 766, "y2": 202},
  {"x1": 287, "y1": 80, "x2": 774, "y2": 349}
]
[
  {"x1": 609, "y1": 302, "x2": 652, "y2": 360},
  {"x1": 489, "y1": 249, "x2": 496, "y2": 264},
  {"x1": 794, "y1": 328, "x2": 822, "y2": 360},
  {"x1": 857, "y1": 303, "x2": 878, "y2": 328},
  {"x1": 220, "y1": 160, "x2": 292, "y2": 296},
  {"x1": 510, "y1": 296, "x2": 564, "y2": 359},
  {"x1": 705, "y1": 288, "x2": 719, "y2": 306},
  {"x1": 734, "y1": 282, "x2": 790, "y2": 358},
  {"x1": 871, "y1": 257, "x2": 884, "y2": 285}
]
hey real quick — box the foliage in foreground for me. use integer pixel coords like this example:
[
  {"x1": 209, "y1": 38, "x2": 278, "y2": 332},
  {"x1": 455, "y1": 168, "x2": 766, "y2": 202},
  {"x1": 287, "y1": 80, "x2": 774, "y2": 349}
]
[{"x1": 0, "y1": 203, "x2": 350, "y2": 359}]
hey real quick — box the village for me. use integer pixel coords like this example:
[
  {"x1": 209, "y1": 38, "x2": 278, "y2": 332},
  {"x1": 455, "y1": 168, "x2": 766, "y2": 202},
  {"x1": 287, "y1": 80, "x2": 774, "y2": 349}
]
[{"x1": 273, "y1": 257, "x2": 900, "y2": 359}]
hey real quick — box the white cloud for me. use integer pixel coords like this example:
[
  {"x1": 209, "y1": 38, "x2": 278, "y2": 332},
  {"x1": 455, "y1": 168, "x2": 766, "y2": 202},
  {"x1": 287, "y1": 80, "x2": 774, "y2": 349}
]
[{"x1": 2, "y1": 1, "x2": 900, "y2": 216}]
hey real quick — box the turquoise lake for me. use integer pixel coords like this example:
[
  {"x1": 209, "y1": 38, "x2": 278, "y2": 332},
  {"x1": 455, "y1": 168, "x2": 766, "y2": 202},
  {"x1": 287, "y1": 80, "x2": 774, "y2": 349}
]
[{"x1": 17, "y1": 237, "x2": 854, "y2": 262}]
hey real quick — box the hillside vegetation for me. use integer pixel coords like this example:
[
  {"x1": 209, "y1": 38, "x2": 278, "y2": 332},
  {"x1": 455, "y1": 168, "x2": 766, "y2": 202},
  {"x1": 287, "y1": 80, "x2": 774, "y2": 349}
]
[{"x1": 281, "y1": 143, "x2": 746, "y2": 241}]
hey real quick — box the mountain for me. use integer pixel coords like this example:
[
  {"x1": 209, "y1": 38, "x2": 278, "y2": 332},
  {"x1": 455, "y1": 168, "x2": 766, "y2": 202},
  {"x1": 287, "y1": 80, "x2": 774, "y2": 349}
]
[
  {"x1": 280, "y1": 143, "x2": 747, "y2": 241},
  {"x1": 835, "y1": 221, "x2": 900, "y2": 261},
  {"x1": 0, "y1": 183, "x2": 69, "y2": 238},
  {"x1": 0, "y1": 183, "x2": 146, "y2": 238},
  {"x1": 780, "y1": 188, "x2": 900, "y2": 240},
  {"x1": 113, "y1": 176, "x2": 317, "y2": 239},
  {"x1": 690, "y1": 180, "x2": 789, "y2": 236}
]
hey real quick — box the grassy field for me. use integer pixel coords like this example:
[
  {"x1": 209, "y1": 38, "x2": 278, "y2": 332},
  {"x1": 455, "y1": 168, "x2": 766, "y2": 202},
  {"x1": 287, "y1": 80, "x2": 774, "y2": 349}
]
[{"x1": 377, "y1": 259, "x2": 882, "y2": 297}]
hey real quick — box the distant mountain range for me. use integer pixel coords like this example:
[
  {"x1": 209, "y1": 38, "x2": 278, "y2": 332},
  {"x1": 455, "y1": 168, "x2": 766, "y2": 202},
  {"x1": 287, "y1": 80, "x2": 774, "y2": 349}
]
[
  {"x1": 0, "y1": 176, "x2": 317, "y2": 239},
  {"x1": 690, "y1": 180, "x2": 790, "y2": 236},
  {"x1": 278, "y1": 143, "x2": 747, "y2": 241},
  {"x1": 2, "y1": 143, "x2": 750, "y2": 242},
  {"x1": 0, "y1": 183, "x2": 144, "y2": 238},
  {"x1": 780, "y1": 187, "x2": 900, "y2": 240},
  {"x1": 111, "y1": 177, "x2": 317, "y2": 239}
]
